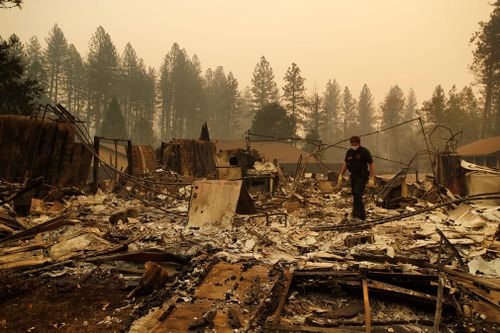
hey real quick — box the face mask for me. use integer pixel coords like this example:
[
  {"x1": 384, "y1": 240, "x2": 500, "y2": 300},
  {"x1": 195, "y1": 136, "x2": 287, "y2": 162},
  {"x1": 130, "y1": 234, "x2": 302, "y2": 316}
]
[{"x1": 351, "y1": 145, "x2": 359, "y2": 150}]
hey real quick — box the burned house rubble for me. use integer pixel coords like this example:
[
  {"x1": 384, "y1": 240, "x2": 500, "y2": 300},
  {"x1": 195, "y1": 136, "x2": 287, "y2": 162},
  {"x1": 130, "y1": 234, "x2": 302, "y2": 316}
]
[{"x1": 0, "y1": 106, "x2": 499, "y2": 333}]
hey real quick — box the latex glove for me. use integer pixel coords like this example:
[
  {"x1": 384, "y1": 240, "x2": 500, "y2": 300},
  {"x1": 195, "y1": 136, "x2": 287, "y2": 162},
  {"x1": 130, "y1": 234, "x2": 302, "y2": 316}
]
[
  {"x1": 367, "y1": 176, "x2": 376, "y2": 188},
  {"x1": 337, "y1": 174, "x2": 343, "y2": 186}
]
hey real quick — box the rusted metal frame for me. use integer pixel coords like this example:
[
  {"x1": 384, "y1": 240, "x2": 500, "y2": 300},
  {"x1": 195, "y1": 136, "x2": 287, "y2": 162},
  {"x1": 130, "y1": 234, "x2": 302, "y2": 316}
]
[
  {"x1": 433, "y1": 273, "x2": 445, "y2": 333},
  {"x1": 0, "y1": 213, "x2": 72, "y2": 244},
  {"x1": 362, "y1": 278, "x2": 372, "y2": 333},
  {"x1": 271, "y1": 268, "x2": 294, "y2": 325},
  {"x1": 435, "y1": 227, "x2": 468, "y2": 272}
]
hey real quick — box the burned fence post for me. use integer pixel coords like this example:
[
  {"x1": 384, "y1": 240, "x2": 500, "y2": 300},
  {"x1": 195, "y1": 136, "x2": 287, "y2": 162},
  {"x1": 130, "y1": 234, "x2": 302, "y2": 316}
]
[{"x1": 92, "y1": 136, "x2": 100, "y2": 194}]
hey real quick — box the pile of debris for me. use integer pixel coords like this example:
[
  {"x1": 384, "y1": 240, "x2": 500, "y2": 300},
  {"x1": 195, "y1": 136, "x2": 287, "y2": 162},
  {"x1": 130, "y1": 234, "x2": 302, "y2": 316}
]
[{"x1": 0, "y1": 108, "x2": 499, "y2": 332}]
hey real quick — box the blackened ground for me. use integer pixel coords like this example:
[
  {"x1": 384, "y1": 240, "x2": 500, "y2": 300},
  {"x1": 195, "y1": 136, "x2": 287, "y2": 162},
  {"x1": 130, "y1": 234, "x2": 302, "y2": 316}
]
[{"x1": 0, "y1": 269, "x2": 135, "y2": 333}]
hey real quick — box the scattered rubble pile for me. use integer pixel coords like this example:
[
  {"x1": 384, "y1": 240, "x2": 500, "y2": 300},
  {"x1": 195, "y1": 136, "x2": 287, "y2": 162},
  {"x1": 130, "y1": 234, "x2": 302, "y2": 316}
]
[
  {"x1": 0, "y1": 108, "x2": 499, "y2": 332},
  {"x1": 0, "y1": 169, "x2": 498, "y2": 332}
]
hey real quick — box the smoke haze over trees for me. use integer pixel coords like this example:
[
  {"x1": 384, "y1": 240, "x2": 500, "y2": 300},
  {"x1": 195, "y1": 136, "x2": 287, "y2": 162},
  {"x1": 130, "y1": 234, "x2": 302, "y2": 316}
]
[{"x1": 0, "y1": 1, "x2": 498, "y2": 166}]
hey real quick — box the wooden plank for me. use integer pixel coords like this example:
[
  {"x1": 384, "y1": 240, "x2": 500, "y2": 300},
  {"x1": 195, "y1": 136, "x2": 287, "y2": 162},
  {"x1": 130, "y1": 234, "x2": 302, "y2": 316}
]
[
  {"x1": 264, "y1": 324, "x2": 359, "y2": 332},
  {"x1": 433, "y1": 274, "x2": 444, "y2": 333},
  {"x1": 366, "y1": 279, "x2": 437, "y2": 303},
  {"x1": 362, "y1": 278, "x2": 371, "y2": 333},
  {"x1": 272, "y1": 268, "x2": 294, "y2": 325}
]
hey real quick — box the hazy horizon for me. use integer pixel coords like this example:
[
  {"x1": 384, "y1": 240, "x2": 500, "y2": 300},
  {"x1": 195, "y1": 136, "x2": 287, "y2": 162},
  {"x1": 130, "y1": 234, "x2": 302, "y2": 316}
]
[{"x1": 0, "y1": 0, "x2": 494, "y2": 105}]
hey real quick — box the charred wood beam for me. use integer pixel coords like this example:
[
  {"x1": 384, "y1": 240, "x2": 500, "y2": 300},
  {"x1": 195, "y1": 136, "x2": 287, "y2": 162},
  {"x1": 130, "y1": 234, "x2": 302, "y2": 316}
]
[
  {"x1": 362, "y1": 278, "x2": 371, "y2": 333},
  {"x1": 0, "y1": 212, "x2": 72, "y2": 244},
  {"x1": 433, "y1": 274, "x2": 445, "y2": 333},
  {"x1": 271, "y1": 268, "x2": 294, "y2": 325},
  {"x1": 347, "y1": 253, "x2": 500, "y2": 291},
  {"x1": 264, "y1": 325, "x2": 359, "y2": 332},
  {"x1": 84, "y1": 250, "x2": 190, "y2": 265}
]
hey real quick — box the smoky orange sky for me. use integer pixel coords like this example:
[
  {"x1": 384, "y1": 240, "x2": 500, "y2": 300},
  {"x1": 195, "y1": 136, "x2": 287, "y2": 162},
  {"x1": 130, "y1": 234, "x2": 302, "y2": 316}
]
[{"x1": 0, "y1": 0, "x2": 493, "y2": 105}]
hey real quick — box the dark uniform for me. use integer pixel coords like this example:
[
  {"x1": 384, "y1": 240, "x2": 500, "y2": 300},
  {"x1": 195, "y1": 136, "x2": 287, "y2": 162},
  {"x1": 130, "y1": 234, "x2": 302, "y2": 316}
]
[{"x1": 344, "y1": 146, "x2": 373, "y2": 220}]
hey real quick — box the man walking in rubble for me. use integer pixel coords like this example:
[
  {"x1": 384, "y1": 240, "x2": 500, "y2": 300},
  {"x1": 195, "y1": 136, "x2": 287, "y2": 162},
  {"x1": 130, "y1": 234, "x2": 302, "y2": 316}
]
[{"x1": 337, "y1": 136, "x2": 376, "y2": 221}]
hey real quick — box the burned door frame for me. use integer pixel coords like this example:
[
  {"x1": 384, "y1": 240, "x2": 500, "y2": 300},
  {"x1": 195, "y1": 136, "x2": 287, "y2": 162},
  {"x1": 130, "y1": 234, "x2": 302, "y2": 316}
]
[{"x1": 92, "y1": 136, "x2": 133, "y2": 194}]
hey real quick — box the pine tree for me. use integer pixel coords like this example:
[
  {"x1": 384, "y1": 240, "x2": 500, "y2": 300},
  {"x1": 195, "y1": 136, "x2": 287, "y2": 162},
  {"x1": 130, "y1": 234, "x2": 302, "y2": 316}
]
[
  {"x1": 470, "y1": 1, "x2": 500, "y2": 137},
  {"x1": 44, "y1": 24, "x2": 68, "y2": 103},
  {"x1": 320, "y1": 79, "x2": 342, "y2": 143},
  {"x1": 159, "y1": 43, "x2": 204, "y2": 140},
  {"x1": 204, "y1": 66, "x2": 240, "y2": 139},
  {"x1": 64, "y1": 44, "x2": 85, "y2": 118},
  {"x1": 342, "y1": 86, "x2": 358, "y2": 137},
  {"x1": 100, "y1": 97, "x2": 128, "y2": 139},
  {"x1": 459, "y1": 86, "x2": 481, "y2": 142},
  {"x1": 381, "y1": 85, "x2": 405, "y2": 162},
  {"x1": 225, "y1": 72, "x2": 240, "y2": 138},
  {"x1": 119, "y1": 42, "x2": 140, "y2": 135},
  {"x1": 446, "y1": 85, "x2": 468, "y2": 133},
  {"x1": 234, "y1": 87, "x2": 254, "y2": 138},
  {"x1": 381, "y1": 85, "x2": 405, "y2": 128},
  {"x1": 87, "y1": 26, "x2": 119, "y2": 132},
  {"x1": 251, "y1": 102, "x2": 295, "y2": 138},
  {"x1": 282, "y1": 62, "x2": 307, "y2": 126},
  {"x1": 0, "y1": 35, "x2": 42, "y2": 115},
  {"x1": 303, "y1": 92, "x2": 323, "y2": 155},
  {"x1": 421, "y1": 85, "x2": 446, "y2": 127},
  {"x1": 357, "y1": 84, "x2": 374, "y2": 133},
  {"x1": 250, "y1": 56, "x2": 278, "y2": 111},
  {"x1": 25, "y1": 35, "x2": 47, "y2": 96},
  {"x1": 404, "y1": 88, "x2": 418, "y2": 121}
]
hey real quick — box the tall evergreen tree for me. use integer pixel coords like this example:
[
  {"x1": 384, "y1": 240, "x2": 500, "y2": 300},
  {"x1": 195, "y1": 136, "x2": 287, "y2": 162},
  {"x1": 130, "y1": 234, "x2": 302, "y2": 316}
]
[
  {"x1": 44, "y1": 24, "x2": 67, "y2": 103},
  {"x1": 64, "y1": 44, "x2": 85, "y2": 118},
  {"x1": 282, "y1": 62, "x2": 307, "y2": 127},
  {"x1": 251, "y1": 102, "x2": 296, "y2": 138},
  {"x1": 7, "y1": 34, "x2": 25, "y2": 63},
  {"x1": 100, "y1": 97, "x2": 128, "y2": 139},
  {"x1": 250, "y1": 56, "x2": 278, "y2": 111},
  {"x1": 459, "y1": 86, "x2": 481, "y2": 142},
  {"x1": 119, "y1": 42, "x2": 140, "y2": 134},
  {"x1": 421, "y1": 85, "x2": 446, "y2": 127},
  {"x1": 159, "y1": 43, "x2": 204, "y2": 140},
  {"x1": 303, "y1": 91, "x2": 323, "y2": 155},
  {"x1": 320, "y1": 79, "x2": 342, "y2": 143},
  {"x1": 404, "y1": 88, "x2": 418, "y2": 121},
  {"x1": 0, "y1": 35, "x2": 42, "y2": 115},
  {"x1": 470, "y1": 1, "x2": 500, "y2": 137},
  {"x1": 446, "y1": 85, "x2": 468, "y2": 134},
  {"x1": 87, "y1": 26, "x2": 119, "y2": 132},
  {"x1": 381, "y1": 85, "x2": 405, "y2": 161},
  {"x1": 342, "y1": 86, "x2": 358, "y2": 137},
  {"x1": 204, "y1": 66, "x2": 240, "y2": 139},
  {"x1": 235, "y1": 87, "x2": 255, "y2": 137},
  {"x1": 381, "y1": 85, "x2": 405, "y2": 128},
  {"x1": 357, "y1": 84, "x2": 374, "y2": 133},
  {"x1": 25, "y1": 35, "x2": 47, "y2": 95}
]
